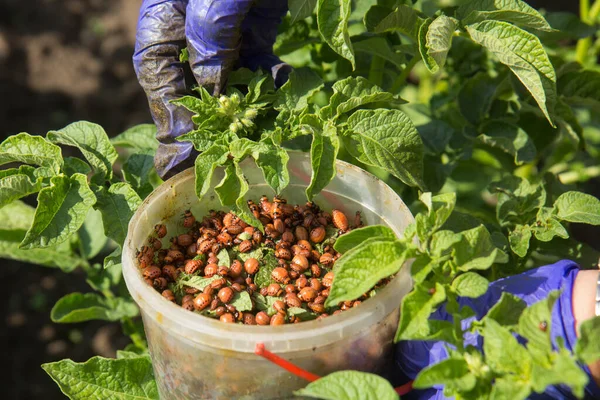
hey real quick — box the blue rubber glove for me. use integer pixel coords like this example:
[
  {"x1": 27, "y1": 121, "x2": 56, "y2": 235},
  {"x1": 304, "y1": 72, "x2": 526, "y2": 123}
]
[
  {"x1": 133, "y1": 0, "x2": 290, "y2": 179},
  {"x1": 396, "y1": 260, "x2": 600, "y2": 399}
]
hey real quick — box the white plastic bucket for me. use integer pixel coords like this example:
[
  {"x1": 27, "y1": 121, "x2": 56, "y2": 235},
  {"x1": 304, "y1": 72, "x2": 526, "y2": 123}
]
[{"x1": 122, "y1": 151, "x2": 414, "y2": 399}]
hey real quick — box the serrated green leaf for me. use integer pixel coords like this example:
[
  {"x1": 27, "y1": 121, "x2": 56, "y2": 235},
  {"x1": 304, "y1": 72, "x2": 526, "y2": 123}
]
[
  {"x1": 253, "y1": 293, "x2": 285, "y2": 316},
  {"x1": 176, "y1": 129, "x2": 220, "y2": 152},
  {"x1": 255, "y1": 143, "x2": 290, "y2": 195},
  {"x1": 483, "y1": 318, "x2": 532, "y2": 375},
  {"x1": 482, "y1": 292, "x2": 527, "y2": 327},
  {"x1": 275, "y1": 67, "x2": 323, "y2": 112},
  {"x1": 20, "y1": 174, "x2": 95, "y2": 249},
  {"x1": 457, "y1": 0, "x2": 552, "y2": 31},
  {"x1": 509, "y1": 224, "x2": 532, "y2": 257},
  {"x1": 295, "y1": 370, "x2": 398, "y2": 400},
  {"x1": 533, "y1": 207, "x2": 569, "y2": 242},
  {"x1": 490, "y1": 175, "x2": 546, "y2": 226},
  {"x1": 466, "y1": 20, "x2": 556, "y2": 126},
  {"x1": 413, "y1": 357, "x2": 476, "y2": 392},
  {"x1": 326, "y1": 238, "x2": 406, "y2": 306},
  {"x1": 345, "y1": 109, "x2": 424, "y2": 188},
  {"x1": 123, "y1": 154, "x2": 156, "y2": 199},
  {"x1": 553, "y1": 191, "x2": 600, "y2": 225},
  {"x1": 325, "y1": 77, "x2": 403, "y2": 119},
  {"x1": 306, "y1": 122, "x2": 339, "y2": 201},
  {"x1": 451, "y1": 272, "x2": 489, "y2": 298},
  {"x1": 289, "y1": 0, "x2": 317, "y2": 24},
  {"x1": 417, "y1": 120, "x2": 454, "y2": 154},
  {"x1": 216, "y1": 248, "x2": 230, "y2": 267},
  {"x1": 171, "y1": 95, "x2": 216, "y2": 120},
  {"x1": 231, "y1": 291, "x2": 253, "y2": 312},
  {"x1": 111, "y1": 124, "x2": 159, "y2": 153},
  {"x1": 214, "y1": 162, "x2": 241, "y2": 207},
  {"x1": 93, "y1": 183, "x2": 142, "y2": 247},
  {"x1": 51, "y1": 292, "x2": 138, "y2": 323},
  {"x1": 365, "y1": 5, "x2": 423, "y2": 39},
  {"x1": 180, "y1": 275, "x2": 221, "y2": 291},
  {"x1": 419, "y1": 16, "x2": 457, "y2": 73},
  {"x1": 575, "y1": 316, "x2": 600, "y2": 365},
  {"x1": 48, "y1": 122, "x2": 118, "y2": 181},
  {"x1": 334, "y1": 225, "x2": 396, "y2": 254},
  {"x1": 317, "y1": 0, "x2": 355, "y2": 68},
  {"x1": 430, "y1": 230, "x2": 462, "y2": 257},
  {"x1": 0, "y1": 173, "x2": 42, "y2": 208},
  {"x1": 246, "y1": 73, "x2": 275, "y2": 105},
  {"x1": 42, "y1": 356, "x2": 158, "y2": 400},
  {"x1": 78, "y1": 208, "x2": 107, "y2": 260},
  {"x1": 455, "y1": 225, "x2": 508, "y2": 271},
  {"x1": 254, "y1": 251, "x2": 279, "y2": 288},
  {"x1": 63, "y1": 157, "x2": 92, "y2": 176},
  {"x1": 530, "y1": 347, "x2": 588, "y2": 398},
  {"x1": 0, "y1": 132, "x2": 63, "y2": 174},
  {"x1": 477, "y1": 120, "x2": 536, "y2": 165},
  {"x1": 458, "y1": 72, "x2": 503, "y2": 125},
  {"x1": 195, "y1": 144, "x2": 229, "y2": 200},
  {"x1": 396, "y1": 282, "x2": 447, "y2": 341},
  {"x1": 517, "y1": 290, "x2": 559, "y2": 363},
  {"x1": 558, "y1": 69, "x2": 600, "y2": 112}
]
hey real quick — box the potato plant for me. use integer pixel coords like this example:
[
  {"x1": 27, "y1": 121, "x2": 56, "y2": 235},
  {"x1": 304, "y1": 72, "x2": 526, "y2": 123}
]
[{"x1": 2, "y1": 0, "x2": 600, "y2": 399}]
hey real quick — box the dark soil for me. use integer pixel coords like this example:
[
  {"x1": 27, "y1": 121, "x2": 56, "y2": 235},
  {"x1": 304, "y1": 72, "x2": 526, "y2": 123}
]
[{"x1": 0, "y1": 1, "x2": 591, "y2": 399}]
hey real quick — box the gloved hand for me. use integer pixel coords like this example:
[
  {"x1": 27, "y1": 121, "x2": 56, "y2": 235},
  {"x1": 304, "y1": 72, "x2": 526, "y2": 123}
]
[
  {"x1": 133, "y1": 0, "x2": 291, "y2": 179},
  {"x1": 396, "y1": 260, "x2": 600, "y2": 399}
]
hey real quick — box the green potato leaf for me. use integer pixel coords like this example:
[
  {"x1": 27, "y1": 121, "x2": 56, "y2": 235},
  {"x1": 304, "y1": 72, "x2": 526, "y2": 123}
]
[
  {"x1": 78, "y1": 208, "x2": 107, "y2": 260},
  {"x1": 483, "y1": 318, "x2": 532, "y2": 375},
  {"x1": 48, "y1": 121, "x2": 118, "y2": 181},
  {"x1": 530, "y1": 347, "x2": 588, "y2": 398},
  {"x1": 365, "y1": 5, "x2": 423, "y2": 39},
  {"x1": 42, "y1": 356, "x2": 158, "y2": 400},
  {"x1": 326, "y1": 238, "x2": 407, "y2": 306},
  {"x1": 482, "y1": 292, "x2": 527, "y2": 327},
  {"x1": 454, "y1": 225, "x2": 508, "y2": 271},
  {"x1": 334, "y1": 225, "x2": 396, "y2": 254},
  {"x1": 51, "y1": 292, "x2": 138, "y2": 323},
  {"x1": 255, "y1": 142, "x2": 290, "y2": 195},
  {"x1": 111, "y1": 124, "x2": 159, "y2": 153},
  {"x1": 230, "y1": 291, "x2": 253, "y2": 312},
  {"x1": 396, "y1": 282, "x2": 447, "y2": 341},
  {"x1": 353, "y1": 37, "x2": 406, "y2": 69},
  {"x1": 306, "y1": 122, "x2": 339, "y2": 201},
  {"x1": 0, "y1": 173, "x2": 42, "y2": 208},
  {"x1": 457, "y1": 0, "x2": 553, "y2": 32},
  {"x1": 321, "y1": 77, "x2": 403, "y2": 119},
  {"x1": 413, "y1": 357, "x2": 476, "y2": 392},
  {"x1": 533, "y1": 207, "x2": 569, "y2": 242},
  {"x1": 289, "y1": 0, "x2": 317, "y2": 24},
  {"x1": 517, "y1": 290, "x2": 559, "y2": 363},
  {"x1": 509, "y1": 224, "x2": 532, "y2": 257},
  {"x1": 20, "y1": 173, "x2": 96, "y2": 249},
  {"x1": 63, "y1": 157, "x2": 92, "y2": 176},
  {"x1": 0, "y1": 132, "x2": 63, "y2": 174},
  {"x1": 93, "y1": 183, "x2": 142, "y2": 247},
  {"x1": 476, "y1": 120, "x2": 537, "y2": 165},
  {"x1": 275, "y1": 68, "x2": 324, "y2": 112},
  {"x1": 345, "y1": 109, "x2": 424, "y2": 189},
  {"x1": 574, "y1": 316, "x2": 600, "y2": 365},
  {"x1": 419, "y1": 15, "x2": 458, "y2": 73},
  {"x1": 194, "y1": 144, "x2": 229, "y2": 201},
  {"x1": 466, "y1": 20, "x2": 556, "y2": 126},
  {"x1": 123, "y1": 153, "x2": 156, "y2": 199},
  {"x1": 294, "y1": 370, "x2": 398, "y2": 400},
  {"x1": 451, "y1": 272, "x2": 489, "y2": 298},
  {"x1": 490, "y1": 175, "x2": 546, "y2": 226},
  {"x1": 317, "y1": 0, "x2": 355, "y2": 68},
  {"x1": 553, "y1": 191, "x2": 600, "y2": 225},
  {"x1": 458, "y1": 72, "x2": 503, "y2": 125}
]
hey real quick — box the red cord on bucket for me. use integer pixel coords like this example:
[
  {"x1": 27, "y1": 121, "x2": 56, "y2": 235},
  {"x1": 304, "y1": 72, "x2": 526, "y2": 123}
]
[{"x1": 254, "y1": 343, "x2": 414, "y2": 396}]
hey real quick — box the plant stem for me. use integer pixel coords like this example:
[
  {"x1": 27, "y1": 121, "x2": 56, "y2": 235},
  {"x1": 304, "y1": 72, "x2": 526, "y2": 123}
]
[
  {"x1": 369, "y1": 56, "x2": 385, "y2": 87},
  {"x1": 590, "y1": 0, "x2": 600, "y2": 21},
  {"x1": 390, "y1": 56, "x2": 420, "y2": 93}
]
